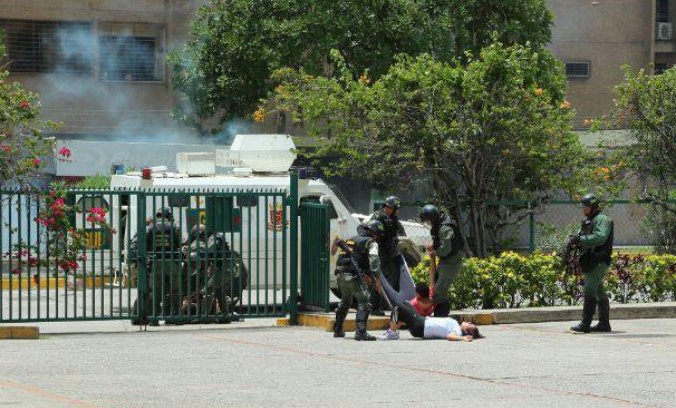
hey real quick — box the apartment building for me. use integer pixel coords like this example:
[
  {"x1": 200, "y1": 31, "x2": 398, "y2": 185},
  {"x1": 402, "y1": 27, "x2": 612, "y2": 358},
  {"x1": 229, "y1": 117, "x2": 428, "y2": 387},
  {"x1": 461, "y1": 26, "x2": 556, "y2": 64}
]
[
  {"x1": 548, "y1": 0, "x2": 674, "y2": 127},
  {"x1": 0, "y1": 0, "x2": 205, "y2": 139},
  {"x1": 1, "y1": 1, "x2": 672, "y2": 139}
]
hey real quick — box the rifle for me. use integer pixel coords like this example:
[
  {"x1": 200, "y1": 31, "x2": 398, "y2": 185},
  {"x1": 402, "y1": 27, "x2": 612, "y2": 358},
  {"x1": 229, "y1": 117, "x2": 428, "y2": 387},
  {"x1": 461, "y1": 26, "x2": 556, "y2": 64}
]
[
  {"x1": 332, "y1": 237, "x2": 393, "y2": 309},
  {"x1": 560, "y1": 235, "x2": 582, "y2": 277}
]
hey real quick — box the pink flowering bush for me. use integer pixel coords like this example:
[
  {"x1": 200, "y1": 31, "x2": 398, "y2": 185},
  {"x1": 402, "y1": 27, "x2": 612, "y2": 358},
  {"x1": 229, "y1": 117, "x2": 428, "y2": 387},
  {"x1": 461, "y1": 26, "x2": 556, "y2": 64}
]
[{"x1": 10, "y1": 184, "x2": 114, "y2": 276}]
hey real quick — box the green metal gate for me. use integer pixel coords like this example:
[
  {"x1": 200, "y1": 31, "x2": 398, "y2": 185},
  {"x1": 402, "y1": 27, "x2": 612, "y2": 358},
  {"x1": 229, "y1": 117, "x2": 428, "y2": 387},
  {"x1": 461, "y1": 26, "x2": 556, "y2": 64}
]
[
  {"x1": 1, "y1": 181, "x2": 299, "y2": 324},
  {"x1": 300, "y1": 202, "x2": 330, "y2": 311}
]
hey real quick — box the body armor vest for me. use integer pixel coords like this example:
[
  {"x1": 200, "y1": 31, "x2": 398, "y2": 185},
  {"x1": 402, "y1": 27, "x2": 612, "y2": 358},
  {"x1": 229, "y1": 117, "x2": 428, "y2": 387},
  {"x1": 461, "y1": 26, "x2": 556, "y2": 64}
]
[
  {"x1": 580, "y1": 213, "x2": 614, "y2": 266},
  {"x1": 431, "y1": 213, "x2": 464, "y2": 258}
]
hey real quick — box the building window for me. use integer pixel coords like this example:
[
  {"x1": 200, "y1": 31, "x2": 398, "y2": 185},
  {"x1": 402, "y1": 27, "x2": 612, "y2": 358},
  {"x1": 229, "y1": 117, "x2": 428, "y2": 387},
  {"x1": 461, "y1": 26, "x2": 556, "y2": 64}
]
[
  {"x1": 655, "y1": 63, "x2": 669, "y2": 74},
  {"x1": 0, "y1": 19, "x2": 93, "y2": 74},
  {"x1": 657, "y1": 0, "x2": 670, "y2": 23},
  {"x1": 565, "y1": 61, "x2": 591, "y2": 79},
  {"x1": 98, "y1": 22, "x2": 165, "y2": 82}
]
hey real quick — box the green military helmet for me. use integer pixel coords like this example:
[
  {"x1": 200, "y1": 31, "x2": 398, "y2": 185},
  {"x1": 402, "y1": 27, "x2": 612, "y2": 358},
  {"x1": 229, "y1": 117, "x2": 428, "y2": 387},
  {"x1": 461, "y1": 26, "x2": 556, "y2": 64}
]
[
  {"x1": 383, "y1": 195, "x2": 401, "y2": 210},
  {"x1": 363, "y1": 219, "x2": 385, "y2": 237},
  {"x1": 156, "y1": 207, "x2": 173, "y2": 221},
  {"x1": 419, "y1": 204, "x2": 440, "y2": 223},
  {"x1": 580, "y1": 194, "x2": 600, "y2": 210}
]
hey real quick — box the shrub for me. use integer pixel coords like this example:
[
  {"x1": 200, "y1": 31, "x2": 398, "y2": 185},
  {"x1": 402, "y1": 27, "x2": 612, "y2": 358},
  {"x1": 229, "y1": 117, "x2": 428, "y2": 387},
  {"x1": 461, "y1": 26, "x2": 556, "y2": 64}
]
[{"x1": 410, "y1": 251, "x2": 675, "y2": 309}]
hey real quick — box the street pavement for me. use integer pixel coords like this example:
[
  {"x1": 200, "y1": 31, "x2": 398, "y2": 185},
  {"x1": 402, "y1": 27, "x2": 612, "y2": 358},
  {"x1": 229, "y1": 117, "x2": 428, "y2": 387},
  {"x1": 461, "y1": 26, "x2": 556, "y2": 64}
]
[{"x1": 1, "y1": 318, "x2": 675, "y2": 407}]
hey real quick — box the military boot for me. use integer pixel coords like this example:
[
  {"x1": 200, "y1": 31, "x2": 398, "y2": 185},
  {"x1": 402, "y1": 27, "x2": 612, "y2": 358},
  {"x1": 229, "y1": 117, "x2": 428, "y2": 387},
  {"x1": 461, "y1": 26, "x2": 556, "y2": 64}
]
[
  {"x1": 570, "y1": 295, "x2": 597, "y2": 333},
  {"x1": 354, "y1": 309, "x2": 376, "y2": 341},
  {"x1": 590, "y1": 298, "x2": 611, "y2": 332},
  {"x1": 333, "y1": 307, "x2": 347, "y2": 338}
]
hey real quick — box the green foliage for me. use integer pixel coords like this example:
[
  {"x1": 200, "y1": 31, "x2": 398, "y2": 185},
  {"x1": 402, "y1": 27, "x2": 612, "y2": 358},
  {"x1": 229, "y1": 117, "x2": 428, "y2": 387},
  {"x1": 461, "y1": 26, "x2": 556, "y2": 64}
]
[
  {"x1": 410, "y1": 252, "x2": 675, "y2": 309},
  {"x1": 269, "y1": 42, "x2": 588, "y2": 257},
  {"x1": 0, "y1": 31, "x2": 55, "y2": 188},
  {"x1": 72, "y1": 174, "x2": 111, "y2": 189},
  {"x1": 535, "y1": 222, "x2": 579, "y2": 254},
  {"x1": 170, "y1": 0, "x2": 553, "y2": 132},
  {"x1": 613, "y1": 66, "x2": 676, "y2": 254}
]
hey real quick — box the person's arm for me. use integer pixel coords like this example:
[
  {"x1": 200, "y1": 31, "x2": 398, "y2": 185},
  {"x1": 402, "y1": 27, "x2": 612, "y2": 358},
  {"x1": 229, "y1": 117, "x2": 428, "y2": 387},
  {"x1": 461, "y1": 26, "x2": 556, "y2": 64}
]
[
  {"x1": 446, "y1": 333, "x2": 473, "y2": 342},
  {"x1": 429, "y1": 252, "x2": 437, "y2": 289},
  {"x1": 396, "y1": 219, "x2": 406, "y2": 237},
  {"x1": 368, "y1": 242, "x2": 381, "y2": 278},
  {"x1": 579, "y1": 216, "x2": 612, "y2": 248},
  {"x1": 173, "y1": 226, "x2": 182, "y2": 251},
  {"x1": 435, "y1": 225, "x2": 454, "y2": 258}
]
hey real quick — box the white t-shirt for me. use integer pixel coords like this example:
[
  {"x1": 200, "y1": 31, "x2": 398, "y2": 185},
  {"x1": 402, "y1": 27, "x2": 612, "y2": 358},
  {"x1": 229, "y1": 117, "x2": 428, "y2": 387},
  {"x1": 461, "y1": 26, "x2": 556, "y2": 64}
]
[{"x1": 423, "y1": 317, "x2": 463, "y2": 339}]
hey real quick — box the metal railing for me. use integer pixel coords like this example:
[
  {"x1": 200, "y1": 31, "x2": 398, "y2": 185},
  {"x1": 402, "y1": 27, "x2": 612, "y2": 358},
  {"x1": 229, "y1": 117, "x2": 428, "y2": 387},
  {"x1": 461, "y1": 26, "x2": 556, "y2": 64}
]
[
  {"x1": 498, "y1": 199, "x2": 676, "y2": 251},
  {"x1": 300, "y1": 202, "x2": 330, "y2": 312},
  {"x1": 1, "y1": 183, "x2": 300, "y2": 324}
]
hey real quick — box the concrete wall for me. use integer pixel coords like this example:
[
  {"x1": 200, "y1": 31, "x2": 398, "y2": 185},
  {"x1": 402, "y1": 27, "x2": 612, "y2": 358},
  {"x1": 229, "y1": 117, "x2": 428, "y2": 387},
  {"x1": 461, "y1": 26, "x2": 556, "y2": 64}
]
[
  {"x1": 547, "y1": 0, "x2": 654, "y2": 122},
  {"x1": 0, "y1": 0, "x2": 206, "y2": 137}
]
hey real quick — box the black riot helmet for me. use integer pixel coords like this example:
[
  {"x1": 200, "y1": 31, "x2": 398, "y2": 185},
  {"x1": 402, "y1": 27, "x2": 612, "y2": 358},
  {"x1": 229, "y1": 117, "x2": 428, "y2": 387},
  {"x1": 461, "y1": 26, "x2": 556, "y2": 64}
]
[
  {"x1": 419, "y1": 204, "x2": 441, "y2": 224},
  {"x1": 383, "y1": 196, "x2": 402, "y2": 210},
  {"x1": 156, "y1": 207, "x2": 173, "y2": 221},
  {"x1": 362, "y1": 219, "x2": 385, "y2": 238},
  {"x1": 580, "y1": 194, "x2": 600, "y2": 210}
]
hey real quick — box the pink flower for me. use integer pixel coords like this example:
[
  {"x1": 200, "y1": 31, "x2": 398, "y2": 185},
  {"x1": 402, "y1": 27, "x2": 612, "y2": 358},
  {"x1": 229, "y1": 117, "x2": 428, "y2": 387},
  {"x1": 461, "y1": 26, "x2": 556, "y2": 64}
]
[
  {"x1": 1, "y1": 145, "x2": 11, "y2": 153},
  {"x1": 32, "y1": 158, "x2": 42, "y2": 167},
  {"x1": 58, "y1": 147, "x2": 72, "y2": 158},
  {"x1": 19, "y1": 100, "x2": 31, "y2": 109}
]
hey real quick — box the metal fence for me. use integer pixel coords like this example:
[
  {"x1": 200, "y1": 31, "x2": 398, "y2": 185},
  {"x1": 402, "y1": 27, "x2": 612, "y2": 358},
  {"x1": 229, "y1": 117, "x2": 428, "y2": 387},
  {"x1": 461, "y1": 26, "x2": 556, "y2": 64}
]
[
  {"x1": 1, "y1": 184, "x2": 301, "y2": 324},
  {"x1": 300, "y1": 202, "x2": 330, "y2": 311},
  {"x1": 503, "y1": 200, "x2": 676, "y2": 251}
]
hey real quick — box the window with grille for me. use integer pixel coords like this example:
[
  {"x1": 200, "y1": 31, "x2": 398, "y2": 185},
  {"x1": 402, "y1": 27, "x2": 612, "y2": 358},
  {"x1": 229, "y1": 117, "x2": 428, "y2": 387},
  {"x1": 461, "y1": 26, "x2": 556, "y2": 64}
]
[
  {"x1": 98, "y1": 22, "x2": 165, "y2": 82},
  {"x1": 0, "y1": 19, "x2": 93, "y2": 74},
  {"x1": 657, "y1": 0, "x2": 670, "y2": 23},
  {"x1": 565, "y1": 61, "x2": 591, "y2": 79}
]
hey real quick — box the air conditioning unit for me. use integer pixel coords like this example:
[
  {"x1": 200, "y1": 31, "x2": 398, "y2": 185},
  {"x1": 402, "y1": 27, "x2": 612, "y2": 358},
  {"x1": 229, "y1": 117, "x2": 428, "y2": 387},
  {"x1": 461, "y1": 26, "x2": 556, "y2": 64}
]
[{"x1": 657, "y1": 22, "x2": 673, "y2": 41}]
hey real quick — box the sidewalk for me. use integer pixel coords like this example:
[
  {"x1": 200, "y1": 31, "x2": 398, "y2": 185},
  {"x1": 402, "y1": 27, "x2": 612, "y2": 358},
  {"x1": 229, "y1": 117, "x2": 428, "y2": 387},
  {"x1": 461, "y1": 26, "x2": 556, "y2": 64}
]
[
  {"x1": 277, "y1": 301, "x2": 676, "y2": 332},
  {"x1": 2, "y1": 302, "x2": 675, "y2": 337}
]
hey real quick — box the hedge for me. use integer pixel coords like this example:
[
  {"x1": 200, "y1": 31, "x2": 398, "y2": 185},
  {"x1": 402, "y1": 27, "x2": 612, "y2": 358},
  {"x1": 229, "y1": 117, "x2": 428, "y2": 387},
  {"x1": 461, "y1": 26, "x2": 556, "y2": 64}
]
[{"x1": 410, "y1": 252, "x2": 676, "y2": 310}]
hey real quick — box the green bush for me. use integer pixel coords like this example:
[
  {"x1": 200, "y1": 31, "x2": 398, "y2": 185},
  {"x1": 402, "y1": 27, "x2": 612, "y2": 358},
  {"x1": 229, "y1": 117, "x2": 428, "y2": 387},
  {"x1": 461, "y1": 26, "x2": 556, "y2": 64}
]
[{"x1": 410, "y1": 251, "x2": 676, "y2": 309}]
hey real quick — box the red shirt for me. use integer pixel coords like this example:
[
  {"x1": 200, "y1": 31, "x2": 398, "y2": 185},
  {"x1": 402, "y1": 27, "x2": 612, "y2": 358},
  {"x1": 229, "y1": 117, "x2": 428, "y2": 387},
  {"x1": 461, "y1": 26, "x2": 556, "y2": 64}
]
[{"x1": 409, "y1": 296, "x2": 435, "y2": 316}]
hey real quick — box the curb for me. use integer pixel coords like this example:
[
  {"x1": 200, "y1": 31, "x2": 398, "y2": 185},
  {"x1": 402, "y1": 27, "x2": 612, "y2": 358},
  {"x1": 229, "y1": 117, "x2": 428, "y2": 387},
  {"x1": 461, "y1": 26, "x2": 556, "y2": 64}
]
[
  {"x1": 488, "y1": 302, "x2": 676, "y2": 324},
  {"x1": 276, "y1": 302, "x2": 676, "y2": 331},
  {"x1": 1, "y1": 276, "x2": 114, "y2": 291},
  {"x1": 0, "y1": 326, "x2": 40, "y2": 340}
]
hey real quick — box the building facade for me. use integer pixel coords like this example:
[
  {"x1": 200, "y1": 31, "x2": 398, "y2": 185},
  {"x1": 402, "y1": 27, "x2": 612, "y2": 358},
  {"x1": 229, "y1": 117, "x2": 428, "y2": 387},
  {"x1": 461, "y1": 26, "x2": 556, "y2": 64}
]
[
  {"x1": 548, "y1": 0, "x2": 675, "y2": 127},
  {"x1": 1, "y1": 1, "x2": 673, "y2": 137},
  {"x1": 0, "y1": 0, "x2": 205, "y2": 139}
]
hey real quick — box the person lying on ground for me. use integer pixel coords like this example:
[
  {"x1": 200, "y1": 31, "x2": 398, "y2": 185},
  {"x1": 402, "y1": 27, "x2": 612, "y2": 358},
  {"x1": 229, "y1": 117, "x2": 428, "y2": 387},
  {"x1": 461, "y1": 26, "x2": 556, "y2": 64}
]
[
  {"x1": 380, "y1": 283, "x2": 435, "y2": 339},
  {"x1": 380, "y1": 301, "x2": 483, "y2": 341}
]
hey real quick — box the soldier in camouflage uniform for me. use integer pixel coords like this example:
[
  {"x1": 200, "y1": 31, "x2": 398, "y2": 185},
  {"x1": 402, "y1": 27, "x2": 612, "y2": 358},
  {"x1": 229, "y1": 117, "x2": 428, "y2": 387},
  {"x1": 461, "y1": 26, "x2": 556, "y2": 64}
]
[
  {"x1": 361, "y1": 196, "x2": 406, "y2": 315},
  {"x1": 144, "y1": 209, "x2": 182, "y2": 325},
  {"x1": 569, "y1": 194, "x2": 614, "y2": 333},
  {"x1": 420, "y1": 204, "x2": 464, "y2": 317},
  {"x1": 332, "y1": 219, "x2": 385, "y2": 341},
  {"x1": 202, "y1": 231, "x2": 238, "y2": 322}
]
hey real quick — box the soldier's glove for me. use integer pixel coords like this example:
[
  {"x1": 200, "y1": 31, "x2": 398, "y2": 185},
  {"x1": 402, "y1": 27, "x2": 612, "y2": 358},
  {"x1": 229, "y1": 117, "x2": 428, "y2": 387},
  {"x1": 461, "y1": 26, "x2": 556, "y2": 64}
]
[{"x1": 568, "y1": 234, "x2": 581, "y2": 246}]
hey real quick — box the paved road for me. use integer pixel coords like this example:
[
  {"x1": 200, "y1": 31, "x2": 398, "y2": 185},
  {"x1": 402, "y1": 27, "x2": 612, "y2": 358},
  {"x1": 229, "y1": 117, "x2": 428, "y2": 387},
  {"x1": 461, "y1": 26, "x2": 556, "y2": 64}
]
[{"x1": 1, "y1": 318, "x2": 675, "y2": 407}]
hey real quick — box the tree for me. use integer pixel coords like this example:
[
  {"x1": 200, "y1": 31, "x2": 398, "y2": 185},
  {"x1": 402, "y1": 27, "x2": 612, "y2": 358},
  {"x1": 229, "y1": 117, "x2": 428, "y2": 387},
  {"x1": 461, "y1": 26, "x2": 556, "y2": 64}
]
[
  {"x1": 0, "y1": 33, "x2": 54, "y2": 188},
  {"x1": 267, "y1": 43, "x2": 588, "y2": 257},
  {"x1": 614, "y1": 66, "x2": 676, "y2": 253},
  {"x1": 169, "y1": 0, "x2": 552, "y2": 133}
]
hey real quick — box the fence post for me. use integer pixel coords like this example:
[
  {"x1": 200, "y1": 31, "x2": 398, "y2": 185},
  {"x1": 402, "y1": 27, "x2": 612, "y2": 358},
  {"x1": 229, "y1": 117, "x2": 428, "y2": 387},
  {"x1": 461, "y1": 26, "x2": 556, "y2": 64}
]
[
  {"x1": 289, "y1": 171, "x2": 299, "y2": 325},
  {"x1": 136, "y1": 193, "x2": 147, "y2": 322},
  {"x1": 529, "y1": 201, "x2": 535, "y2": 252}
]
